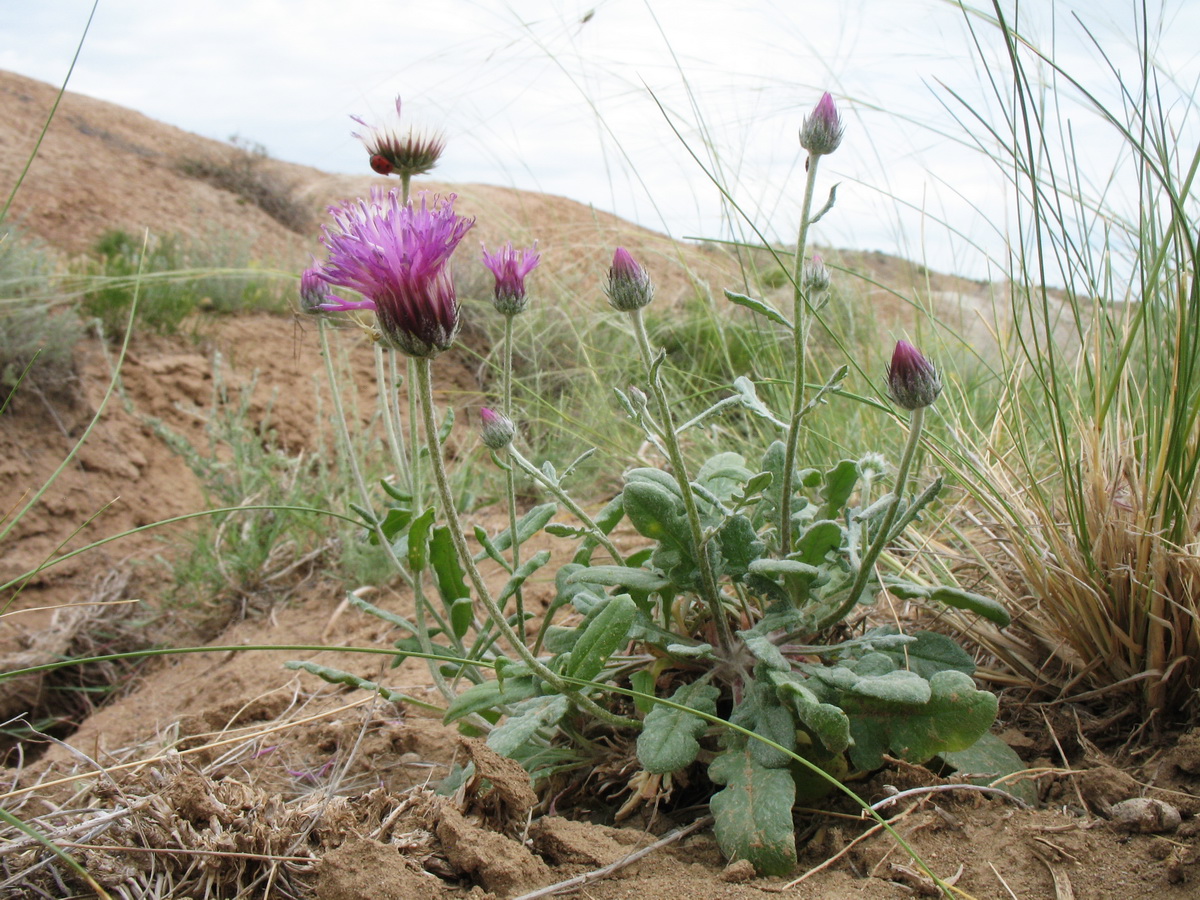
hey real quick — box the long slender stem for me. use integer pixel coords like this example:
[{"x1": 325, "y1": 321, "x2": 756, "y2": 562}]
[
  {"x1": 779, "y1": 154, "x2": 823, "y2": 558},
  {"x1": 501, "y1": 313, "x2": 525, "y2": 635},
  {"x1": 817, "y1": 407, "x2": 925, "y2": 631},
  {"x1": 509, "y1": 447, "x2": 624, "y2": 564},
  {"x1": 414, "y1": 357, "x2": 638, "y2": 729},
  {"x1": 375, "y1": 344, "x2": 408, "y2": 477},
  {"x1": 628, "y1": 309, "x2": 735, "y2": 653}
]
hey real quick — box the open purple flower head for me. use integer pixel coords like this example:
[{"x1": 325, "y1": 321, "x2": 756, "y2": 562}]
[
  {"x1": 886, "y1": 340, "x2": 942, "y2": 410},
  {"x1": 481, "y1": 241, "x2": 540, "y2": 316},
  {"x1": 314, "y1": 189, "x2": 475, "y2": 357},
  {"x1": 604, "y1": 247, "x2": 654, "y2": 312},
  {"x1": 799, "y1": 92, "x2": 845, "y2": 157},
  {"x1": 352, "y1": 96, "x2": 446, "y2": 178},
  {"x1": 478, "y1": 406, "x2": 516, "y2": 450}
]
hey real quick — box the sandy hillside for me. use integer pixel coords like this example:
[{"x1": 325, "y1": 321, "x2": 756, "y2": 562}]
[{"x1": 2, "y1": 68, "x2": 1197, "y2": 900}]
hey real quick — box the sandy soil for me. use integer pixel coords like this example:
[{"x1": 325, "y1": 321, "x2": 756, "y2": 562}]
[{"x1": 2, "y1": 67, "x2": 1198, "y2": 899}]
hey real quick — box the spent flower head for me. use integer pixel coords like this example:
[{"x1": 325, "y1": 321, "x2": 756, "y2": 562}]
[
  {"x1": 886, "y1": 340, "x2": 942, "y2": 410},
  {"x1": 314, "y1": 188, "x2": 475, "y2": 357},
  {"x1": 803, "y1": 254, "x2": 832, "y2": 293},
  {"x1": 481, "y1": 241, "x2": 541, "y2": 316},
  {"x1": 478, "y1": 407, "x2": 516, "y2": 450},
  {"x1": 799, "y1": 92, "x2": 845, "y2": 156},
  {"x1": 604, "y1": 247, "x2": 654, "y2": 312},
  {"x1": 352, "y1": 96, "x2": 446, "y2": 178}
]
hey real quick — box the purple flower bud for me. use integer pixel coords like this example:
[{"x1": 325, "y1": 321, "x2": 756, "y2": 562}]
[
  {"x1": 481, "y1": 241, "x2": 540, "y2": 316},
  {"x1": 313, "y1": 189, "x2": 475, "y2": 357},
  {"x1": 479, "y1": 406, "x2": 515, "y2": 450},
  {"x1": 803, "y1": 254, "x2": 831, "y2": 293},
  {"x1": 886, "y1": 340, "x2": 942, "y2": 410},
  {"x1": 799, "y1": 92, "x2": 845, "y2": 156},
  {"x1": 604, "y1": 247, "x2": 654, "y2": 312},
  {"x1": 351, "y1": 96, "x2": 446, "y2": 178}
]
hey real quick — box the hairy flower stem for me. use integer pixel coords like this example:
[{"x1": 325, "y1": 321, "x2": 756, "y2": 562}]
[
  {"x1": 375, "y1": 345, "x2": 409, "y2": 478},
  {"x1": 817, "y1": 407, "x2": 925, "y2": 631},
  {"x1": 508, "y1": 447, "x2": 625, "y2": 565},
  {"x1": 628, "y1": 309, "x2": 736, "y2": 654},
  {"x1": 319, "y1": 323, "x2": 460, "y2": 703},
  {"x1": 414, "y1": 357, "x2": 638, "y2": 729},
  {"x1": 501, "y1": 313, "x2": 525, "y2": 636},
  {"x1": 779, "y1": 155, "x2": 823, "y2": 560}
]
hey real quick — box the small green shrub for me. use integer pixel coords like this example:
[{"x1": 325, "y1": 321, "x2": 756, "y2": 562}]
[{"x1": 176, "y1": 136, "x2": 315, "y2": 234}]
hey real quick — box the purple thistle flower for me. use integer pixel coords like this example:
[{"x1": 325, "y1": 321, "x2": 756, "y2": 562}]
[
  {"x1": 886, "y1": 340, "x2": 942, "y2": 410},
  {"x1": 351, "y1": 96, "x2": 446, "y2": 178},
  {"x1": 315, "y1": 189, "x2": 475, "y2": 357},
  {"x1": 478, "y1": 406, "x2": 516, "y2": 450},
  {"x1": 604, "y1": 247, "x2": 654, "y2": 312},
  {"x1": 799, "y1": 92, "x2": 845, "y2": 156},
  {"x1": 299, "y1": 265, "x2": 374, "y2": 315},
  {"x1": 481, "y1": 241, "x2": 540, "y2": 316}
]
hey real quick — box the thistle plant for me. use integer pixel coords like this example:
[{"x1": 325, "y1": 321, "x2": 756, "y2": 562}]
[{"x1": 301, "y1": 92, "x2": 1009, "y2": 877}]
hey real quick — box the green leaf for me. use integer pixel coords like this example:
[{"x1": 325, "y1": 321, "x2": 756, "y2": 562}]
[
  {"x1": 792, "y1": 520, "x2": 845, "y2": 567},
  {"x1": 713, "y1": 515, "x2": 763, "y2": 580},
  {"x1": 741, "y1": 633, "x2": 790, "y2": 672},
  {"x1": 927, "y1": 586, "x2": 1011, "y2": 627},
  {"x1": 723, "y1": 289, "x2": 793, "y2": 330},
  {"x1": 497, "y1": 550, "x2": 552, "y2": 607},
  {"x1": 709, "y1": 746, "x2": 798, "y2": 875},
  {"x1": 573, "y1": 493, "x2": 626, "y2": 565},
  {"x1": 380, "y1": 479, "x2": 411, "y2": 503},
  {"x1": 473, "y1": 524, "x2": 511, "y2": 571},
  {"x1": 872, "y1": 628, "x2": 977, "y2": 679},
  {"x1": 772, "y1": 675, "x2": 851, "y2": 755},
  {"x1": 748, "y1": 558, "x2": 820, "y2": 579},
  {"x1": 286, "y1": 662, "x2": 427, "y2": 708},
  {"x1": 565, "y1": 594, "x2": 637, "y2": 683},
  {"x1": 566, "y1": 565, "x2": 671, "y2": 593},
  {"x1": 697, "y1": 452, "x2": 752, "y2": 501},
  {"x1": 407, "y1": 507, "x2": 436, "y2": 572},
  {"x1": 637, "y1": 680, "x2": 719, "y2": 774},
  {"x1": 437, "y1": 406, "x2": 455, "y2": 445},
  {"x1": 545, "y1": 523, "x2": 588, "y2": 539},
  {"x1": 845, "y1": 669, "x2": 1000, "y2": 770},
  {"x1": 473, "y1": 502, "x2": 557, "y2": 561},
  {"x1": 939, "y1": 732, "x2": 1036, "y2": 806},
  {"x1": 630, "y1": 669, "x2": 656, "y2": 715},
  {"x1": 817, "y1": 460, "x2": 859, "y2": 521},
  {"x1": 731, "y1": 683, "x2": 797, "y2": 769},
  {"x1": 622, "y1": 481, "x2": 692, "y2": 558},
  {"x1": 376, "y1": 506, "x2": 412, "y2": 544},
  {"x1": 844, "y1": 669, "x2": 931, "y2": 704},
  {"x1": 732, "y1": 471, "x2": 773, "y2": 508},
  {"x1": 430, "y1": 526, "x2": 471, "y2": 637},
  {"x1": 443, "y1": 676, "x2": 539, "y2": 724},
  {"x1": 487, "y1": 694, "x2": 570, "y2": 758}
]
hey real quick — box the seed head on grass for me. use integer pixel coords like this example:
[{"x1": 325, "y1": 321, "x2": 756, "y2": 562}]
[
  {"x1": 481, "y1": 241, "x2": 540, "y2": 315},
  {"x1": 604, "y1": 247, "x2": 654, "y2": 312},
  {"x1": 478, "y1": 407, "x2": 516, "y2": 450},
  {"x1": 313, "y1": 189, "x2": 475, "y2": 357},
  {"x1": 352, "y1": 96, "x2": 445, "y2": 178},
  {"x1": 799, "y1": 92, "x2": 845, "y2": 157},
  {"x1": 886, "y1": 340, "x2": 942, "y2": 410}
]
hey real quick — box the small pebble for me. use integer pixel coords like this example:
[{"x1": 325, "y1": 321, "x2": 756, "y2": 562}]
[
  {"x1": 721, "y1": 859, "x2": 757, "y2": 883},
  {"x1": 1109, "y1": 797, "x2": 1182, "y2": 833}
]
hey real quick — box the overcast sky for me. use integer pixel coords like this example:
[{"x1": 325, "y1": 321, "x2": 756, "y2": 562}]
[{"x1": 3, "y1": 1, "x2": 1198, "y2": 281}]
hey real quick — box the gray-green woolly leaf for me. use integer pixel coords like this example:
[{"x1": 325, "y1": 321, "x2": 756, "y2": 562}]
[
  {"x1": 741, "y1": 633, "x2": 790, "y2": 672},
  {"x1": 496, "y1": 550, "x2": 552, "y2": 606},
  {"x1": 442, "y1": 676, "x2": 539, "y2": 724},
  {"x1": 286, "y1": 662, "x2": 410, "y2": 706},
  {"x1": 771, "y1": 674, "x2": 851, "y2": 755},
  {"x1": 625, "y1": 467, "x2": 684, "y2": 496},
  {"x1": 487, "y1": 694, "x2": 570, "y2": 758},
  {"x1": 939, "y1": 732, "x2": 1037, "y2": 805},
  {"x1": 714, "y1": 514, "x2": 763, "y2": 580},
  {"x1": 723, "y1": 289, "x2": 793, "y2": 330},
  {"x1": 637, "y1": 680, "x2": 719, "y2": 774},
  {"x1": 870, "y1": 628, "x2": 976, "y2": 678},
  {"x1": 748, "y1": 558, "x2": 821, "y2": 579},
  {"x1": 566, "y1": 565, "x2": 671, "y2": 593},
  {"x1": 473, "y1": 524, "x2": 510, "y2": 570},
  {"x1": 665, "y1": 642, "x2": 716, "y2": 659},
  {"x1": 558, "y1": 448, "x2": 596, "y2": 482},
  {"x1": 792, "y1": 520, "x2": 845, "y2": 567},
  {"x1": 817, "y1": 459, "x2": 860, "y2": 521},
  {"x1": 844, "y1": 669, "x2": 931, "y2": 705},
  {"x1": 574, "y1": 493, "x2": 626, "y2": 565},
  {"x1": 733, "y1": 471, "x2": 774, "y2": 506},
  {"x1": 697, "y1": 452, "x2": 752, "y2": 501},
  {"x1": 844, "y1": 669, "x2": 1000, "y2": 770},
  {"x1": 348, "y1": 593, "x2": 418, "y2": 632},
  {"x1": 927, "y1": 586, "x2": 1011, "y2": 626},
  {"x1": 565, "y1": 594, "x2": 637, "y2": 683},
  {"x1": 731, "y1": 686, "x2": 797, "y2": 769},
  {"x1": 545, "y1": 523, "x2": 588, "y2": 539},
  {"x1": 709, "y1": 747, "x2": 798, "y2": 875},
  {"x1": 732, "y1": 377, "x2": 788, "y2": 429},
  {"x1": 622, "y1": 481, "x2": 693, "y2": 560},
  {"x1": 472, "y1": 502, "x2": 557, "y2": 560},
  {"x1": 540, "y1": 460, "x2": 558, "y2": 484}
]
